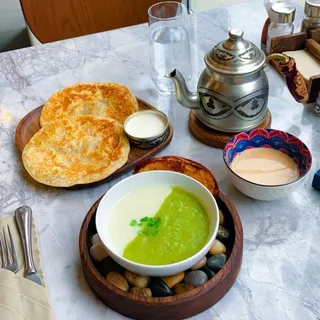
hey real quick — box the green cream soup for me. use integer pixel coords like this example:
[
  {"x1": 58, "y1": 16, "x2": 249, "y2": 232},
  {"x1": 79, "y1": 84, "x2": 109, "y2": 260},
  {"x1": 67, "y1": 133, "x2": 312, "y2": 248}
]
[{"x1": 123, "y1": 187, "x2": 210, "y2": 265}]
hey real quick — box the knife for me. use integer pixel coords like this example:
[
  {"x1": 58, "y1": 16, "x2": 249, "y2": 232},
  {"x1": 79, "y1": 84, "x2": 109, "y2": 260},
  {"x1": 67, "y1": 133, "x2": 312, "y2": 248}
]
[{"x1": 15, "y1": 206, "x2": 42, "y2": 286}]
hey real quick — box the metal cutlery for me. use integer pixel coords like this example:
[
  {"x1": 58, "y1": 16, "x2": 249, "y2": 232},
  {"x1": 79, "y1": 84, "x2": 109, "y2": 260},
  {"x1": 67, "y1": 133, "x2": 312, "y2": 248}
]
[
  {"x1": 15, "y1": 206, "x2": 42, "y2": 285},
  {"x1": 0, "y1": 225, "x2": 18, "y2": 273}
]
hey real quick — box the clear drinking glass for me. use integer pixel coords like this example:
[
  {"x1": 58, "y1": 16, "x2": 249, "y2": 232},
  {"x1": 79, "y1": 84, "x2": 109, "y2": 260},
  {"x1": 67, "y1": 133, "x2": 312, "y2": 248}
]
[{"x1": 148, "y1": 1, "x2": 192, "y2": 94}]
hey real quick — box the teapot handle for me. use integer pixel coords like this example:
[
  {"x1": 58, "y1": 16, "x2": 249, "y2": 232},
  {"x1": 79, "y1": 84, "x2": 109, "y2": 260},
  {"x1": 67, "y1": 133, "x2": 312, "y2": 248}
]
[{"x1": 267, "y1": 53, "x2": 309, "y2": 103}]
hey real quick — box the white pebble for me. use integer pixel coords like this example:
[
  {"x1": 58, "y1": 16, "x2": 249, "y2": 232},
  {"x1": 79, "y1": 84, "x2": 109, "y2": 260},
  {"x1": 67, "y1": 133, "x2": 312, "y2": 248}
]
[
  {"x1": 89, "y1": 243, "x2": 108, "y2": 261},
  {"x1": 91, "y1": 233, "x2": 101, "y2": 245}
]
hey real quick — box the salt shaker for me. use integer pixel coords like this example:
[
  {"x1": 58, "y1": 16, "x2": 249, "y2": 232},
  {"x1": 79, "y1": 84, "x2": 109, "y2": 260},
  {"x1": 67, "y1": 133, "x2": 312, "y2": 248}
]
[
  {"x1": 266, "y1": 2, "x2": 296, "y2": 54},
  {"x1": 261, "y1": 0, "x2": 283, "y2": 52},
  {"x1": 301, "y1": 0, "x2": 320, "y2": 35}
]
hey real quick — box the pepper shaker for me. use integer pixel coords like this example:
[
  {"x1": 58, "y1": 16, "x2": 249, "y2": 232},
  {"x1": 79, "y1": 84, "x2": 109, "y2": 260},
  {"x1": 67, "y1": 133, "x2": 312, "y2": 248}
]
[{"x1": 301, "y1": 0, "x2": 320, "y2": 35}]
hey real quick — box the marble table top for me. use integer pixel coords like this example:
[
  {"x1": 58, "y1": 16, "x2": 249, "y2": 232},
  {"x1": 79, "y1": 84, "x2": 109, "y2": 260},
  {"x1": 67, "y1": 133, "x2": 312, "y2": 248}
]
[{"x1": 0, "y1": 1, "x2": 319, "y2": 319}]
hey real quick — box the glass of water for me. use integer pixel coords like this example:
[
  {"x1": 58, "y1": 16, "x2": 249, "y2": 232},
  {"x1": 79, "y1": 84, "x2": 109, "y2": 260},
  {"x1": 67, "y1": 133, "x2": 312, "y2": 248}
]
[{"x1": 148, "y1": 1, "x2": 192, "y2": 94}]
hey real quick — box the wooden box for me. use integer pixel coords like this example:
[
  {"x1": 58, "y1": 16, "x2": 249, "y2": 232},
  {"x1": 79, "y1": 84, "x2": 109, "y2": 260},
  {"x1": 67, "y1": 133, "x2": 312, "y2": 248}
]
[{"x1": 269, "y1": 30, "x2": 320, "y2": 103}]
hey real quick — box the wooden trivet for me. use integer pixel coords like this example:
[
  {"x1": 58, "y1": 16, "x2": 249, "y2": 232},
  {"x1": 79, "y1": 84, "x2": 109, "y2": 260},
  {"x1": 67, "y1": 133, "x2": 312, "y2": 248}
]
[{"x1": 189, "y1": 109, "x2": 272, "y2": 149}]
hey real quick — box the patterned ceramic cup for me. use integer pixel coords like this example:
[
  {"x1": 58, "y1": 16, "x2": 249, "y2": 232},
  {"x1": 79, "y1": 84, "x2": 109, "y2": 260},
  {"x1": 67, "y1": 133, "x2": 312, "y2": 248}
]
[{"x1": 223, "y1": 128, "x2": 312, "y2": 201}]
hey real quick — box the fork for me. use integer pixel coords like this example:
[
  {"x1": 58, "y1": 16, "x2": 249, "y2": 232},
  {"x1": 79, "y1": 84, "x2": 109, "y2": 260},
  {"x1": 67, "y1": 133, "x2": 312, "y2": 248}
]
[{"x1": 0, "y1": 225, "x2": 18, "y2": 273}]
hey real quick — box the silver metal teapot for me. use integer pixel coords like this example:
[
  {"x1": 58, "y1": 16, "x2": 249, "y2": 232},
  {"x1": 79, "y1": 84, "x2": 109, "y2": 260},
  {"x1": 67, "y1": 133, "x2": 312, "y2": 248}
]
[{"x1": 166, "y1": 28, "x2": 308, "y2": 133}]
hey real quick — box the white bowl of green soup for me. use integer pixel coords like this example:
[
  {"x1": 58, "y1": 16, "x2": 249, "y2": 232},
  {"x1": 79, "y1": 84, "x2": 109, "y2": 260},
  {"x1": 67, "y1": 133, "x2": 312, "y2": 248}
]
[{"x1": 96, "y1": 171, "x2": 219, "y2": 277}]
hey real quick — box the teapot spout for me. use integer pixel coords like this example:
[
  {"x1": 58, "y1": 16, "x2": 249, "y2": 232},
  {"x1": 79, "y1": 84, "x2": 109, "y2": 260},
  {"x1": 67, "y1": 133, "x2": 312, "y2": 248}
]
[{"x1": 165, "y1": 70, "x2": 200, "y2": 109}]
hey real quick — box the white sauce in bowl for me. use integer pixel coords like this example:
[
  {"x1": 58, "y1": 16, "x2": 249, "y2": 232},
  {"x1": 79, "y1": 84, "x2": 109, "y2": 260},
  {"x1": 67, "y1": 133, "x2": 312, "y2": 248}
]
[
  {"x1": 108, "y1": 185, "x2": 172, "y2": 253},
  {"x1": 125, "y1": 112, "x2": 167, "y2": 138}
]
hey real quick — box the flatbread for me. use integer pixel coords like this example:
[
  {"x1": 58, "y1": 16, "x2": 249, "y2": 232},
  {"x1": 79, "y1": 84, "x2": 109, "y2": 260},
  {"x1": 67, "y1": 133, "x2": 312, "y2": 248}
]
[
  {"x1": 133, "y1": 156, "x2": 219, "y2": 199},
  {"x1": 40, "y1": 83, "x2": 139, "y2": 127},
  {"x1": 22, "y1": 115, "x2": 130, "y2": 187}
]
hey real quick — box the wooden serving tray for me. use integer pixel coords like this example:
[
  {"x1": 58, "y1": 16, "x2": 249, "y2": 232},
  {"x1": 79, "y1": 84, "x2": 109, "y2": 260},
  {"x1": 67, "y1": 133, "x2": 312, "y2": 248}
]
[
  {"x1": 79, "y1": 191, "x2": 243, "y2": 320},
  {"x1": 15, "y1": 98, "x2": 173, "y2": 187}
]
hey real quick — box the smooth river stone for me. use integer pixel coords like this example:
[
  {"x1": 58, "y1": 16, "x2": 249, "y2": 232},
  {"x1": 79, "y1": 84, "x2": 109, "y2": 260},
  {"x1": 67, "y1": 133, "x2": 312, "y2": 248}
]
[
  {"x1": 162, "y1": 272, "x2": 184, "y2": 288},
  {"x1": 207, "y1": 254, "x2": 227, "y2": 271},
  {"x1": 129, "y1": 287, "x2": 152, "y2": 297},
  {"x1": 149, "y1": 278, "x2": 173, "y2": 297},
  {"x1": 174, "y1": 283, "x2": 194, "y2": 295},
  {"x1": 191, "y1": 256, "x2": 207, "y2": 270},
  {"x1": 201, "y1": 266, "x2": 215, "y2": 280},
  {"x1": 209, "y1": 239, "x2": 226, "y2": 255},
  {"x1": 91, "y1": 233, "x2": 101, "y2": 245},
  {"x1": 184, "y1": 271, "x2": 208, "y2": 287},
  {"x1": 124, "y1": 270, "x2": 150, "y2": 288},
  {"x1": 106, "y1": 272, "x2": 129, "y2": 291},
  {"x1": 89, "y1": 243, "x2": 108, "y2": 261},
  {"x1": 217, "y1": 226, "x2": 230, "y2": 241},
  {"x1": 219, "y1": 209, "x2": 225, "y2": 225}
]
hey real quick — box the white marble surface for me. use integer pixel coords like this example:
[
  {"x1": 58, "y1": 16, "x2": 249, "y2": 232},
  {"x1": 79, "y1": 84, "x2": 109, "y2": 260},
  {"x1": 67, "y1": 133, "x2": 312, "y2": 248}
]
[{"x1": 0, "y1": 1, "x2": 319, "y2": 319}]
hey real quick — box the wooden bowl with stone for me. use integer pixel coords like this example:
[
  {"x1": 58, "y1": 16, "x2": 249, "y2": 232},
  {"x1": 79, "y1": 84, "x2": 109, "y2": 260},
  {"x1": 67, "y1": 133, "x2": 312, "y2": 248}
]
[{"x1": 79, "y1": 160, "x2": 243, "y2": 320}]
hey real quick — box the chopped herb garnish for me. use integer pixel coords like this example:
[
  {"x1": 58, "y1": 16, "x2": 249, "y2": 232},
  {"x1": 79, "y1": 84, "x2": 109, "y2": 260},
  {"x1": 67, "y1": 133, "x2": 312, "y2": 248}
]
[{"x1": 129, "y1": 216, "x2": 161, "y2": 236}]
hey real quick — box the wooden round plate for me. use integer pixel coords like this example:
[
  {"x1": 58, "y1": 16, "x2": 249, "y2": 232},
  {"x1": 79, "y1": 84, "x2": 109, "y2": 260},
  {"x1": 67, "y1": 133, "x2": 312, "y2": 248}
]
[
  {"x1": 189, "y1": 109, "x2": 272, "y2": 149},
  {"x1": 14, "y1": 98, "x2": 173, "y2": 187},
  {"x1": 79, "y1": 192, "x2": 243, "y2": 320}
]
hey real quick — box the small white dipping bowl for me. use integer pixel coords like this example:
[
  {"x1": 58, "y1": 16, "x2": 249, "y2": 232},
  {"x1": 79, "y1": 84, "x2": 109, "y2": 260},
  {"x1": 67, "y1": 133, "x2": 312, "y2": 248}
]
[
  {"x1": 124, "y1": 110, "x2": 169, "y2": 149},
  {"x1": 96, "y1": 171, "x2": 219, "y2": 277}
]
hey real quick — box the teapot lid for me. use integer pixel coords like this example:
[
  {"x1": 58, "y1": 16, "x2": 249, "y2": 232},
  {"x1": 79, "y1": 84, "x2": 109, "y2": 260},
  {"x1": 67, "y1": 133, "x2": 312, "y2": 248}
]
[{"x1": 205, "y1": 29, "x2": 266, "y2": 75}]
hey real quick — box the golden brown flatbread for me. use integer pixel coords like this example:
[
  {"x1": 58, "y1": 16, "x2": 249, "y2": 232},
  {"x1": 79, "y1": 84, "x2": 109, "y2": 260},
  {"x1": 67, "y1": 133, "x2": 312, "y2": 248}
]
[
  {"x1": 40, "y1": 83, "x2": 139, "y2": 127},
  {"x1": 22, "y1": 115, "x2": 130, "y2": 187},
  {"x1": 133, "y1": 156, "x2": 219, "y2": 199}
]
